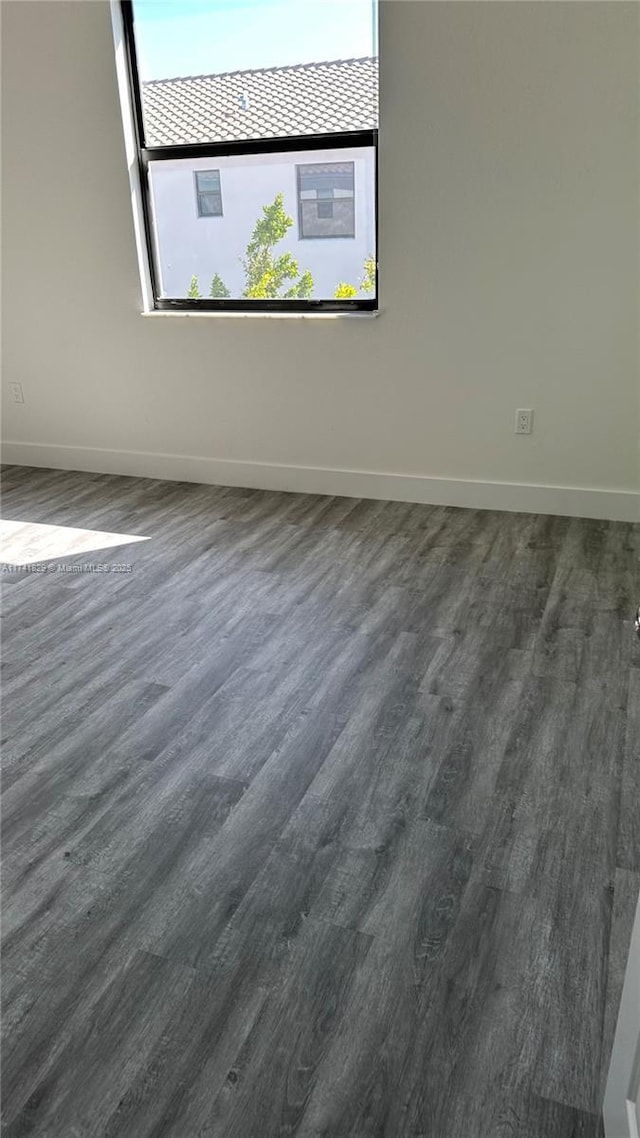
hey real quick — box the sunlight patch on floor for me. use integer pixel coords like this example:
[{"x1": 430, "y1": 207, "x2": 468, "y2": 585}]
[{"x1": 0, "y1": 519, "x2": 150, "y2": 566}]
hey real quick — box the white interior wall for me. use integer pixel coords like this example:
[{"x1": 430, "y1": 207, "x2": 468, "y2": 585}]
[{"x1": 2, "y1": 0, "x2": 639, "y2": 521}]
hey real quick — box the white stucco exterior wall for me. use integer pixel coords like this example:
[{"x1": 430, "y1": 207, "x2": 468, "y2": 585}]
[{"x1": 149, "y1": 149, "x2": 376, "y2": 299}]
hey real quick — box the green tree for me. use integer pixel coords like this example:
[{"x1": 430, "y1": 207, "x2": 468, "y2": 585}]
[
  {"x1": 333, "y1": 255, "x2": 376, "y2": 299},
  {"x1": 242, "y1": 193, "x2": 313, "y2": 299},
  {"x1": 286, "y1": 270, "x2": 313, "y2": 299},
  {"x1": 360, "y1": 255, "x2": 376, "y2": 294},
  {"x1": 334, "y1": 282, "x2": 358, "y2": 299},
  {"x1": 210, "y1": 273, "x2": 231, "y2": 298},
  {"x1": 187, "y1": 196, "x2": 319, "y2": 301}
]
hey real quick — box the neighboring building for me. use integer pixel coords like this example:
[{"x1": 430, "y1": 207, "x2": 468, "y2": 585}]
[{"x1": 141, "y1": 58, "x2": 378, "y2": 299}]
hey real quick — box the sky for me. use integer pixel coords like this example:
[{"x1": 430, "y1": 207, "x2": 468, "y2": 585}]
[{"x1": 132, "y1": 0, "x2": 378, "y2": 81}]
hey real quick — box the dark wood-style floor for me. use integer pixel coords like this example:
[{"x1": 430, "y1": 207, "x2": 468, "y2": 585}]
[{"x1": 1, "y1": 465, "x2": 638, "y2": 1138}]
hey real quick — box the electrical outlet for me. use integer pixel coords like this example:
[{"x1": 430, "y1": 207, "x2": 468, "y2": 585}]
[
  {"x1": 9, "y1": 382, "x2": 24, "y2": 404},
  {"x1": 515, "y1": 408, "x2": 533, "y2": 435}
]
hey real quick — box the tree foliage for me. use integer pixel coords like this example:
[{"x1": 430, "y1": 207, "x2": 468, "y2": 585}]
[
  {"x1": 334, "y1": 282, "x2": 358, "y2": 299},
  {"x1": 187, "y1": 197, "x2": 375, "y2": 301},
  {"x1": 284, "y1": 270, "x2": 313, "y2": 299},
  {"x1": 210, "y1": 273, "x2": 231, "y2": 298},
  {"x1": 334, "y1": 255, "x2": 376, "y2": 299},
  {"x1": 361, "y1": 255, "x2": 376, "y2": 294},
  {"x1": 242, "y1": 193, "x2": 313, "y2": 299}
]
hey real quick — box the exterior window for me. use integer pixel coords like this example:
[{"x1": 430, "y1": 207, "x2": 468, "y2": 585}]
[
  {"x1": 298, "y1": 162, "x2": 355, "y2": 238},
  {"x1": 195, "y1": 171, "x2": 222, "y2": 217},
  {"x1": 116, "y1": 1, "x2": 378, "y2": 312}
]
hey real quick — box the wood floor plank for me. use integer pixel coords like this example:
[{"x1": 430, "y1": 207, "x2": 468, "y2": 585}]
[
  {"x1": 617, "y1": 666, "x2": 640, "y2": 871},
  {"x1": 481, "y1": 674, "x2": 625, "y2": 895},
  {"x1": 3, "y1": 950, "x2": 197, "y2": 1137},
  {"x1": 1, "y1": 465, "x2": 638, "y2": 1137},
  {"x1": 438, "y1": 1089, "x2": 605, "y2": 1138},
  {"x1": 195, "y1": 919, "x2": 373, "y2": 1138},
  {"x1": 0, "y1": 774, "x2": 249, "y2": 1119}
]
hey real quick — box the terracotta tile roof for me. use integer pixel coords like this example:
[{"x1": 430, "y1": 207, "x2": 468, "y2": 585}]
[{"x1": 141, "y1": 57, "x2": 378, "y2": 146}]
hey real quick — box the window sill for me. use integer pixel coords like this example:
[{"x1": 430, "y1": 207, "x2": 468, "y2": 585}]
[{"x1": 140, "y1": 308, "x2": 380, "y2": 320}]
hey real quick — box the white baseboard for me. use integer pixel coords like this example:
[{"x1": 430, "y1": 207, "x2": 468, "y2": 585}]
[{"x1": 2, "y1": 441, "x2": 638, "y2": 523}]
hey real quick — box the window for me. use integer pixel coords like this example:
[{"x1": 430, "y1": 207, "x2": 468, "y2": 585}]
[
  {"x1": 118, "y1": 1, "x2": 378, "y2": 312},
  {"x1": 195, "y1": 171, "x2": 222, "y2": 217},
  {"x1": 298, "y1": 162, "x2": 355, "y2": 239}
]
